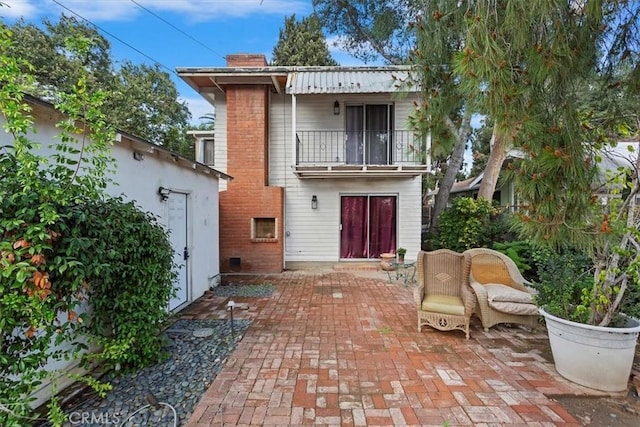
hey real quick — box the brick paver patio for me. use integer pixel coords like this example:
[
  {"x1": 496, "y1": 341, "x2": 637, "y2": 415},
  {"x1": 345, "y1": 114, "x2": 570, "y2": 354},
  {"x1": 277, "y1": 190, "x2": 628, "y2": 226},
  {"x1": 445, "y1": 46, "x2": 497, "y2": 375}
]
[{"x1": 179, "y1": 269, "x2": 613, "y2": 426}]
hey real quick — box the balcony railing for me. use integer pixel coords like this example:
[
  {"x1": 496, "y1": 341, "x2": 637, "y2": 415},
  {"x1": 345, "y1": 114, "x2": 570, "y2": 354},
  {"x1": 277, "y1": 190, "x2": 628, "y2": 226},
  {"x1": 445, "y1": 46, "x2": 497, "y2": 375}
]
[{"x1": 296, "y1": 130, "x2": 426, "y2": 166}]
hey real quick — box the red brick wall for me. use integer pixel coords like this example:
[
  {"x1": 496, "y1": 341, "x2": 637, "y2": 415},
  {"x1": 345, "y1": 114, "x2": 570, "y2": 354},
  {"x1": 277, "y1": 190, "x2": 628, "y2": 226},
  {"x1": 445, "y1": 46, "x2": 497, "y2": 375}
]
[
  {"x1": 226, "y1": 54, "x2": 267, "y2": 67},
  {"x1": 219, "y1": 54, "x2": 284, "y2": 273}
]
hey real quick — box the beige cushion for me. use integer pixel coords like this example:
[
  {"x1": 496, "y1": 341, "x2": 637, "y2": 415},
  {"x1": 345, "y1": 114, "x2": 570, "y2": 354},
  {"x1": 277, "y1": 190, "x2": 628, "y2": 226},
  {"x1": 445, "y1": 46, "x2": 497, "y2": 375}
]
[
  {"x1": 489, "y1": 301, "x2": 539, "y2": 315},
  {"x1": 471, "y1": 256, "x2": 515, "y2": 286},
  {"x1": 421, "y1": 295, "x2": 465, "y2": 316},
  {"x1": 485, "y1": 284, "x2": 534, "y2": 304}
]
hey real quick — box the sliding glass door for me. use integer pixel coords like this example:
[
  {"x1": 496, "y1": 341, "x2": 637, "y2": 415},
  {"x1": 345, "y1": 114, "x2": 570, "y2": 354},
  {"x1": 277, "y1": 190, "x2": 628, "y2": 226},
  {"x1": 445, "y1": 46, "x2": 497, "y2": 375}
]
[
  {"x1": 340, "y1": 195, "x2": 397, "y2": 259},
  {"x1": 345, "y1": 104, "x2": 394, "y2": 165}
]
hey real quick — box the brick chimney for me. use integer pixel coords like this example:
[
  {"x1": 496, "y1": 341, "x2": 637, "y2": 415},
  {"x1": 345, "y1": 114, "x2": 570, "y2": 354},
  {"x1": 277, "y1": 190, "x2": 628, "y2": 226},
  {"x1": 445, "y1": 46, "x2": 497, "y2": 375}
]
[
  {"x1": 226, "y1": 54, "x2": 268, "y2": 67},
  {"x1": 218, "y1": 54, "x2": 284, "y2": 273}
]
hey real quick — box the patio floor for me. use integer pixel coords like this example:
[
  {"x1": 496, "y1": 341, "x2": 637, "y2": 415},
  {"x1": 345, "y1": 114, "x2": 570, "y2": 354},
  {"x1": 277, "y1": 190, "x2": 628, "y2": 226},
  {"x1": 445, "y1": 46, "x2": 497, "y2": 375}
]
[{"x1": 178, "y1": 268, "x2": 618, "y2": 426}]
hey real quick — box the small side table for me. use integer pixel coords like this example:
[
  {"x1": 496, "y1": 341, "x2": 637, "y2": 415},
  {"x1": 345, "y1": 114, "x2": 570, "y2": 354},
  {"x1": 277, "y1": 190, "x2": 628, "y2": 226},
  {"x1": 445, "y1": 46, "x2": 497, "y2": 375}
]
[{"x1": 387, "y1": 260, "x2": 417, "y2": 286}]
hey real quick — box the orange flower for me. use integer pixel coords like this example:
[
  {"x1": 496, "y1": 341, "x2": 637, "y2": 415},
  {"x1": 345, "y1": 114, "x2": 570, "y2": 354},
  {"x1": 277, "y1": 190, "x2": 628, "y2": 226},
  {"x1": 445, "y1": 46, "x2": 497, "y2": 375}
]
[
  {"x1": 13, "y1": 239, "x2": 29, "y2": 249},
  {"x1": 30, "y1": 253, "x2": 46, "y2": 266},
  {"x1": 25, "y1": 326, "x2": 37, "y2": 338}
]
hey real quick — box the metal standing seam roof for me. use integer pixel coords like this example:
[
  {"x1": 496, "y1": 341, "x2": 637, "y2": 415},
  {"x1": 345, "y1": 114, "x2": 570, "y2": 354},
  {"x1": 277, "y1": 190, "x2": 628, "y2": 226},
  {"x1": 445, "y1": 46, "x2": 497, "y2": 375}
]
[{"x1": 286, "y1": 69, "x2": 415, "y2": 95}]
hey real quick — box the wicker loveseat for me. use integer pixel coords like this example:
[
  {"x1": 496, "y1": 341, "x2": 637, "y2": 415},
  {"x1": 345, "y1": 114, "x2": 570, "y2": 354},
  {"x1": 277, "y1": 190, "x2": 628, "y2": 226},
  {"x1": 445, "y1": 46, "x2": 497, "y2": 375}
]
[{"x1": 463, "y1": 248, "x2": 539, "y2": 332}]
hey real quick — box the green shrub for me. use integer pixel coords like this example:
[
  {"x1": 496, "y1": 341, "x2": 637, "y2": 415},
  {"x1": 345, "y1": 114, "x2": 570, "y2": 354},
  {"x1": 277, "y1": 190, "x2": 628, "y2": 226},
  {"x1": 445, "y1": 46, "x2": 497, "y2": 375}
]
[
  {"x1": 75, "y1": 197, "x2": 176, "y2": 371},
  {"x1": 0, "y1": 30, "x2": 176, "y2": 425},
  {"x1": 492, "y1": 240, "x2": 537, "y2": 280},
  {"x1": 531, "y1": 247, "x2": 593, "y2": 323},
  {"x1": 435, "y1": 197, "x2": 509, "y2": 251}
]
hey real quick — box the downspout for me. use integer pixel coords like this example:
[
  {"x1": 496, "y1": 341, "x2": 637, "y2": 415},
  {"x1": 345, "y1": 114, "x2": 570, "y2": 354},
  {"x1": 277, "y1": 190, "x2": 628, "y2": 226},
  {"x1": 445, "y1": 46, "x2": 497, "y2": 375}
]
[{"x1": 291, "y1": 94, "x2": 297, "y2": 168}]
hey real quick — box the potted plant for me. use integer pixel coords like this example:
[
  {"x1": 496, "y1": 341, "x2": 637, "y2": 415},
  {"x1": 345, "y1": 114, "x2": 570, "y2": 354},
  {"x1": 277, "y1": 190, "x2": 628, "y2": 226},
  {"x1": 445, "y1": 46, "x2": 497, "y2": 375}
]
[
  {"x1": 396, "y1": 247, "x2": 407, "y2": 264},
  {"x1": 514, "y1": 142, "x2": 640, "y2": 392},
  {"x1": 379, "y1": 252, "x2": 396, "y2": 271}
]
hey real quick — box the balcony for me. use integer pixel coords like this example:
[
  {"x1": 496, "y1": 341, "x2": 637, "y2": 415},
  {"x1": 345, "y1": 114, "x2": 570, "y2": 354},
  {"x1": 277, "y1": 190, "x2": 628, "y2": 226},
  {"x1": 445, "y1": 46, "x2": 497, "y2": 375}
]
[{"x1": 293, "y1": 130, "x2": 430, "y2": 178}]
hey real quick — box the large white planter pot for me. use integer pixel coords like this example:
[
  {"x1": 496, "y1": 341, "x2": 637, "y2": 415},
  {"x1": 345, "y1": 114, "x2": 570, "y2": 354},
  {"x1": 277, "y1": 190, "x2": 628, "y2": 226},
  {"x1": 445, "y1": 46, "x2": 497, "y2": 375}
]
[{"x1": 540, "y1": 307, "x2": 640, "y2": 392}]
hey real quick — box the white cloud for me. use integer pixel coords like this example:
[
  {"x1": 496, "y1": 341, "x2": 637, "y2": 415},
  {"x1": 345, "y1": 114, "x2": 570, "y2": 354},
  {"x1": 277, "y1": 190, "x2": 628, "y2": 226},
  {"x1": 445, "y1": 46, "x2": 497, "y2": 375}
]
[
  {"x1": 145, "y1": 0, "x2": 310, "y2": 22},
  {"x1": 181, "y1": 96, "x2": 214, "y2": 125},
  {"x1": 2, "y1": 0, "x2": 309, "y2": 22},
  {"x1": 326, "y1": 35, "x2": 381, "y2": 66},
  {"x1": 0, "y1": 1, "x2": 39, "y2": 18}
]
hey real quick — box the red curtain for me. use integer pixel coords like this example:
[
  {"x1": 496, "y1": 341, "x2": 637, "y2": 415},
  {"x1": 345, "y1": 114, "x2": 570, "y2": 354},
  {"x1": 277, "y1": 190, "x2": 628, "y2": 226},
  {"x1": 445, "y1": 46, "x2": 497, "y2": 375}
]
[
  {"x1": 341, "y1": 196, "x2": 396, "y2": 259},
  {"x1": 340, "y1": 196, "x2": 368, "y2": 258},
  {"x1": 369, "y1": 196, "x2": 396, "y2": 257}
]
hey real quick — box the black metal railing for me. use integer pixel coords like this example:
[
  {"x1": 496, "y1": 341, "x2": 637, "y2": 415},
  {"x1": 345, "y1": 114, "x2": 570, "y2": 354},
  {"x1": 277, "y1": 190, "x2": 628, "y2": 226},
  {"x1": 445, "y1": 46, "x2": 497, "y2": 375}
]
[{"x1": 296, "y1": 130, "x2": 427, "y2": 166}]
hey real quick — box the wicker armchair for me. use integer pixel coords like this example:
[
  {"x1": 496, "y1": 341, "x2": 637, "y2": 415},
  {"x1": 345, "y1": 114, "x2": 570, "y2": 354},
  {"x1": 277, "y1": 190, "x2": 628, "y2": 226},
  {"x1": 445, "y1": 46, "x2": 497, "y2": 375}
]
[
  {"x1": 413, "y1": 249, "x2": 475, "y2": 339},
  {"x1": 463, "y1": 248, "x2": 539, "y2": 332}
]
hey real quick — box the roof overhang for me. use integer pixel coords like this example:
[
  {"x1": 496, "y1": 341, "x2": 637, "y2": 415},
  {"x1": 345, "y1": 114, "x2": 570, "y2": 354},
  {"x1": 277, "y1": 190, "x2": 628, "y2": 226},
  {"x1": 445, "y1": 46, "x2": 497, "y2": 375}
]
[
  {"x1": 116, "y1": 131, "x2": 233, "y2": 181},
  {"x1": 176, "y1": 66, "x2": 290, "y2": 97},
  {"x1": 176, "y1": 65, "x2": 419, "y2": 101},
  {"x1": 286, "y1": 67, "x2": 415, "y2": 95}
]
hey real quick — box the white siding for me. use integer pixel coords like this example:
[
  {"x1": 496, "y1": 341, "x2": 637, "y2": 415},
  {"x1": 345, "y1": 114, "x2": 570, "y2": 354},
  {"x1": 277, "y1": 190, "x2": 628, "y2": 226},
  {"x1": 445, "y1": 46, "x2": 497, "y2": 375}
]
[
  {"x1": 267, "y1": 93, "x2": 424, "y2": 263},
  {"x1": 269, "y1": 91, "x2": 292, "y2": 187},
  {"x1": 283, "y1": 178, "x2": 423, "y2": 262},
  {"x1": 214, "y1": 91, "x2": 229, "y2": 191}
]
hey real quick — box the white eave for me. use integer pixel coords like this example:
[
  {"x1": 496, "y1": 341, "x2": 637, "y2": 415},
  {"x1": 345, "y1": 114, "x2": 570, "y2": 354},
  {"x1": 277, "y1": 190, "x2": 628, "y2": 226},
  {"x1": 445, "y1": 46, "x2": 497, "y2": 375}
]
[
  {"x1": 116, "y1": 131, "x2": 233, "y2": 181},
  {"x1": 176, "y1": 65, "x2": 418, "y2": 98}
]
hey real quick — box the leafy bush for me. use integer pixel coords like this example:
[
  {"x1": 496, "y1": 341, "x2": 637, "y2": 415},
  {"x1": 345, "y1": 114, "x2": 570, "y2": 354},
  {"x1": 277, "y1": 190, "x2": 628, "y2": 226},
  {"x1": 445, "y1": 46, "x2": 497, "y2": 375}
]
[
  {"x1": 435, "y1": 197, "x2": 509, "y2": 251},
  {"x1": 531, "y1": 247, "x2": 593, "y2": 323},
  {"x1": 75, "y1": 197, "x2": 176, "y2": 371},
  {"x1": 1, "y1": 29, "x2": 176, "y2": 425},
  {"x1": 492, "y1": 240, "x2": 538, "y2": 281}
]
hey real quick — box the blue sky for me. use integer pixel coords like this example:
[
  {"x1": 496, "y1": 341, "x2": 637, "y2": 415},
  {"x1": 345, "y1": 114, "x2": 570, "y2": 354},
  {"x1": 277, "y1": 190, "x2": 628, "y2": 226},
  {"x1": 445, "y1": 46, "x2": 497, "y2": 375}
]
[{"x1": 1, "y1": 0, "x2": 365, "y2": 124}]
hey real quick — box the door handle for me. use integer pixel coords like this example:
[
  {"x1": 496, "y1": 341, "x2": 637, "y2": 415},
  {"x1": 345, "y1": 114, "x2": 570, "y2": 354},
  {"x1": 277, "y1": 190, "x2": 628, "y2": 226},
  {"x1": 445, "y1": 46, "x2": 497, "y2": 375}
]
[{"x1": 183, "y1": 247, "x2": 190, "y2": 260}]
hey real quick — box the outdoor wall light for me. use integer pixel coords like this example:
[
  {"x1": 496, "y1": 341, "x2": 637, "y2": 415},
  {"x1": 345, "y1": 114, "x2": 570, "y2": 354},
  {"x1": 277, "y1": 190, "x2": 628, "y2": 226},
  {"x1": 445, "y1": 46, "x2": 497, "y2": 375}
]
[
  {"x1": 333, "y1": 100, "x2": 340, "y2": 115},
  {"x1": 311, "y1": 195, "x2": 318, "y2": 210},
  {"x1": 158, "y1": 186, "x2": 171, "y2": 202},
  {"x1": 132, "y1": 151, "x2": 145, "y2": 161}
]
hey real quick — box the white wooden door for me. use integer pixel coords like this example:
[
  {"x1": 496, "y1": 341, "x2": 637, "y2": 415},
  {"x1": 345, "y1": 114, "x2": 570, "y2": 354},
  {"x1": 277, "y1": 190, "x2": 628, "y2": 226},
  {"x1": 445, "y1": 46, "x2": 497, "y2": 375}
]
[{"x1": 168, "y1": 193, "x2": 188, "y2": 311}]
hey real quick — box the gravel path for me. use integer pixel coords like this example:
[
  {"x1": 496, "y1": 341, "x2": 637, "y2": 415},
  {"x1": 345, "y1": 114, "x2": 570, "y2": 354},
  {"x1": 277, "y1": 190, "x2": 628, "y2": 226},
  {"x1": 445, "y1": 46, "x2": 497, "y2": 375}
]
[
  {"x1": 46, "y1": 318, "x2": 251, "y2": 426},
  {"x1": 33, "y1": 283, "x2": 276, "y2": 426}
]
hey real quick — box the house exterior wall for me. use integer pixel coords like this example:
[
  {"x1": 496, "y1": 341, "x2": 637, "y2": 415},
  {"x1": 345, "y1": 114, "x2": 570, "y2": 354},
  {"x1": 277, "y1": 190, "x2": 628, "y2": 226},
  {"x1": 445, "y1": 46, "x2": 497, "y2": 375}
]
[
  {"x1": 16, "y1": 102, "x2": 222, "y2": 301},
  {"x1": 267, "y1": 92, "x2": 424, "y2": 263},
  {"x1": 214, "y1": 93, "x2": 229, "y2": 191},
  {"x1": 204, "y1": 56, "x2": 425, "y2": 269}
]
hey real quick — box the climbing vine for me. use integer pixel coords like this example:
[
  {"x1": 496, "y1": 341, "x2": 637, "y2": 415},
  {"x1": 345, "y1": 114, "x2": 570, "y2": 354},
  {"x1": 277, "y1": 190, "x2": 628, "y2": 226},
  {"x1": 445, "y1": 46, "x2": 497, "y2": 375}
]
[{"x1": 1, "y1": 26, "x2": 175, "y2": 426}]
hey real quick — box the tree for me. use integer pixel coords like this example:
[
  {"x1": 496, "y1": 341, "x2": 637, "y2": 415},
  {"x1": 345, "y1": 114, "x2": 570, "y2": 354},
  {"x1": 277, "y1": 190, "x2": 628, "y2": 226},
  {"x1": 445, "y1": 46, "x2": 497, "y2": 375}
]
[
  {"x1": 106, "y1": 61, "x2": 192, "y2": 156},
  {"x1": 2, "y1": 15, "x2": 193, "y2": 159},
  {"x1": 196, "y1": 113, "x2": 215, "y2": 130},
  {"x1": 271, "y1": 14, "x2": 338, "y2": 66},
  {"x1": 468, "y1": 120, "x2": 493, "y2": 178},
  {"x1": 312, "y1": 0, "x2": 418, "y2": 65},
  {"x1": 314, "y1": 1, "x2": 477, "y2": 228},
  {"x1": 405, "y1": 1, "x2": 474, "y2": 228},
  {"x1": 420, "y1": 1, "x2": 640, "y2": 327},
  {"x1": 5, "y1": 16, "x2": 114, "y2": 98}
]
